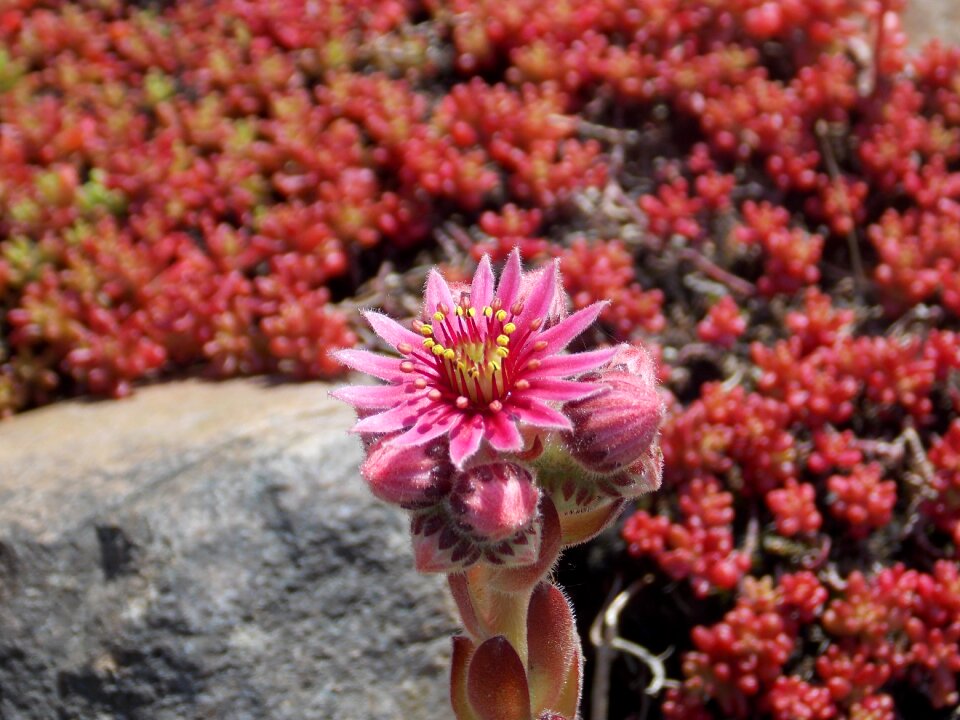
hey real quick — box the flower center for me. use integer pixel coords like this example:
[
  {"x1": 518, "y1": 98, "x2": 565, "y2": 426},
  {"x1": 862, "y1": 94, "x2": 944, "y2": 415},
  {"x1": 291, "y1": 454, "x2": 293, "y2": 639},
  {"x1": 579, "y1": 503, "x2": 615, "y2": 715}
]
[{"x1": 419, "y1": 296, "x2": 521, "y2": 410}]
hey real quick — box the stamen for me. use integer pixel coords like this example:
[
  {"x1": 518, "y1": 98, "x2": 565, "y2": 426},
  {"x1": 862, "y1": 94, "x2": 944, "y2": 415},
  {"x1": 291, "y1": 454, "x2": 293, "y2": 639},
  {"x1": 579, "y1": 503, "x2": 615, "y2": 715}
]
[
  {"x1": 483, "y1": 306, "x2": 493, "y2": 317},
  {"x1": 414, "y1": 378, "x2": 427, "y2": 389},
  {"x1": 423, "y1": 338, "x2": 435, "y2": 348},
  {"x1": 456, "y1": 396, "x2": 469, "y2": 409},
  {"x1": 400, "y1": 361, "x2": 415, "y2": 372},
  {"x1": 433, "y1": 311, "x2": 445, "y2": 322},
  {"x1": 527, "y1": 359, "x2": 541, "y2": 370},
  {"x1": 496, "y1": 309, "x2": 508, "y2": 322},
  {"x1": 432, "y1": 344, "x2": 445, "y2": 356},
  {"x1": 420, "y1": 324, "x2": 433, "y2": 336},
  {"x1": 444, "y1": 348, "x2": 455, "y2": 360},
  {"x1": 397, "y1": 342, "x2": 413, "y2": 354},
  {"x1": 428, "y1": 389, "x2": 442, "y2": 401},
  {"x1": 530, "y1": 318, "x2": 542, "y2": 331},
  {"x1": 489, "y1": 400, "x2": 503, "y2": 412},
  {"x1": 467, "y1": 307, "x2": 476, "y2": 317},
  {"x1": 496, "y1": 347, "x2": 509, "y2": 358},
  {"x1": 515, "y1": 379, "x2": 530, "y2": 390},
  {"x1": 456, "y1": 306, "x2": 464, "y2": 317},
  {"x1": 496, "y1": 334, "x2": 510, "y2": 347},
  {"x1": 503, "y1": 322, "x2": 516, "y2": 334},
  {"x1": 510, "y1": 301, "x2": 523, "y2": 315},
  {"x1": 534, "y1": 340, "x2": 547, "y2": 351}
]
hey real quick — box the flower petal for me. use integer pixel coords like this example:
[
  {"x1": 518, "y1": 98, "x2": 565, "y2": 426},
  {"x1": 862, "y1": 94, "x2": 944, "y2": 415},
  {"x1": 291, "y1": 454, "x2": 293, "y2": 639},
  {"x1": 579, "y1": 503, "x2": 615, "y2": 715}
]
[
  {"x1": 425, "y1": 268, "x2": 456, "y2": 315},
  {"x1": 528, "y1": 347, "x2": 617, "y2": 378},
  {"x1": 449, "y1": 415, "x2": 485, "y2": 467},
  {"x1": 496, "y1": 248, "x2": 522, "y2": 305},
  {"x1": 511, "y1": 398, "x2": 573, "y2": 431},
  {"x1": 470, "y1": 255, "x2": 495, "y2": 309},
  {"x1": 333, "y1": 348, "x2": 403, "y2": 382},
  {"x1": 352, "y1": 396, "x2": 430, "y2": 434},
  {"x1": 330, "y1": 383, "x2": 415, "y2": 409},
  {"x1": 533, "y1": 301, "x2": 607, "y2": 356},
  {"x1": 391, "y1": 407, "x2": 458, "y2": 446},
  {"x1": 521, "y1": 378, "x2": 604, "y2": 402},
  {"x1": 364, "y1": 311, "x2": 422, "y2": 351},
  {"x1": 483, "y1": 412, "x2": 524, "y2": 452},
  {"x1": 515, "y1": 259, "x2": 558, "y2": 331}
]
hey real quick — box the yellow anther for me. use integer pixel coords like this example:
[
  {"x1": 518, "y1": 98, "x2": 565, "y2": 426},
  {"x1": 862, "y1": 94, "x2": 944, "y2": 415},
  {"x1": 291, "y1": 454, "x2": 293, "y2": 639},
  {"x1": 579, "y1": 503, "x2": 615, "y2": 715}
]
[
  {"x1": 495, "y1": 347, "x2": 510, "y2": 358},
  {"x1": 483, "y1": 306, "x2": 493, "y2": 317},
  {"x1": 444, "y1": 349, "x2": 456, "y2": 360},
  {"x1": 423, "y1": 338, "x2": 435, "y2": 348},
  {"x1": 496, "y1": 334, "x2": 510, "y2": 347},
  {"x1": 419, "y1": 324, "x2": 433, "y2": 336},
  {"x1": 456, "y1": 306, "x2": 464, "y2": 316},
  {"x1": 496, "y1": 309, "x2": 508, "y2": 322},
  {"x1": 503, "y1": 322, "x2": 516, "y2": 335},
  {"x1": 432, "y1": 344, "x2": 445, "y2": 356},
  {"x1": 433, "y1": 311, "x2": 445, "y2": 322},
  {"x1": 467, "y1": 307, "x2": 476, "y2": 317},
  {"x1": 487, "y1": 360, "x2": 501, "y2": 373}
]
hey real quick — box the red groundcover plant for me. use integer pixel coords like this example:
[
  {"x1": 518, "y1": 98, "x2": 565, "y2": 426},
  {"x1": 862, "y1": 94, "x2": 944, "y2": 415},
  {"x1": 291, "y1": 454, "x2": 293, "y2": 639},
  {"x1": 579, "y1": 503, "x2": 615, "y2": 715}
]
[
  {"x1": 333, "y1": 251, "x2": 664, "y2": 719},
  {"x1": 5, "y1": 1, "x2": 960, "y2": 717}
]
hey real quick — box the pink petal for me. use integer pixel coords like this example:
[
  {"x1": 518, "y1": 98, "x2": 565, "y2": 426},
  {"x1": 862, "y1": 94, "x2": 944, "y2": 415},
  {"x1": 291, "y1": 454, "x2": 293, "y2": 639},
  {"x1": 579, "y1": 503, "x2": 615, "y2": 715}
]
[
  {"x1": 364, "y1": 311, "x2": 422, "y2": 351},
  {"x1": 483, "y1": 412, "x2": 524, "y2": 452},
  {"x1": 391, "y1": 407, "x2": 458, "y2": 446},
  {"x1": 532, "y1": 301, "x2": 607, "y2": 356},
  {"x1": 352, "y1": 396, "x2": 431, "y2": 434},
  {"x1": 333, "y1": 348, "x2": 403, "y2": 382},
  {"x1": 470, "y1": 255, "x2": 495, "y2": 309},
  {"x1": 511, "y1": 398, "x2": 573, "y2": 430},
  {"x1": 425, "y1": 268, "x2": 456, "y2": 315},
  {"x1": 496, "y1": 248, "x2": 522, "y2": 305},
  {"x1": 449, "y1": 415, "x2": 485, "y2": 467},
  {"x1": 528, "y1": 347, "x2": 617, "y2": 378},
  {"x1": 330, "y1": 384, "x2": 414, "y2": 409},
  {"x1": 515, "y1": 259, "x2": 558, "y2": 330},
  {"x1": 521, "y1": 378, "x2": 603, "y2": 402}
]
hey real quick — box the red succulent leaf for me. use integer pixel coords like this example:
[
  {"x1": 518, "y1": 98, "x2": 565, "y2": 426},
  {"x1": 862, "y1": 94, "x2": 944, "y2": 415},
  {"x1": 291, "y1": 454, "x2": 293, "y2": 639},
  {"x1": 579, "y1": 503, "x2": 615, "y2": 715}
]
[
  {"x1": 559, "y1": 498, "x2": 625, "y2": 547},
  {"x1": 451, "y1": 635, "x2": 480, "y2": 720},
  {"x1": 553, "y1": 642, "x2": 583, "y2": 719},
  {"x1": 467, "y1": 636, "x2": 532, "y2": 720},
  {"x1": 527, "y1": 582, "x2": 578, "y2": 714}
]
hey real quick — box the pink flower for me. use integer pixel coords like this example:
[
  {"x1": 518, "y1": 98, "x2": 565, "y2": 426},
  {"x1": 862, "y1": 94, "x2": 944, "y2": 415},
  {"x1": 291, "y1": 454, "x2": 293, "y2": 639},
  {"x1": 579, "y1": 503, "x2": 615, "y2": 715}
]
[{"x1": 333, "y1": 249, "x2": 613, "y2": 467}]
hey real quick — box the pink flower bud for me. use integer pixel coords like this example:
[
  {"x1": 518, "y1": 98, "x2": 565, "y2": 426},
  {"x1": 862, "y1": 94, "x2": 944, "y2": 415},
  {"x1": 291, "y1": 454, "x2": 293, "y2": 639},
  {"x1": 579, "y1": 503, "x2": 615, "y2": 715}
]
[
  {"x1": 563, "y1": 343, "x2": 665, "y2": 474},
  {"x1": 361, "y1": 437, "x2": 454, "y2": 508},
  {"x1": 449, "y1": 462, "x2": 540, "y2": 541}
]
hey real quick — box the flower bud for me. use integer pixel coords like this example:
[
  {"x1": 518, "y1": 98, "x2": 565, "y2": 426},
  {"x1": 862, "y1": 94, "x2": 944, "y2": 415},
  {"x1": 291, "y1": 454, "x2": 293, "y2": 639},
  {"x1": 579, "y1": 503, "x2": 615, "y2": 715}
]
[
  {"x1": 361, "y1": 438, "x2": 454, "y2": 508},
  {"x1": 563, "y1": 344, "x2": 664, "y2": 474},
  {"x1": 449, "y1": 462, "x2": 540, "y2": 541}
]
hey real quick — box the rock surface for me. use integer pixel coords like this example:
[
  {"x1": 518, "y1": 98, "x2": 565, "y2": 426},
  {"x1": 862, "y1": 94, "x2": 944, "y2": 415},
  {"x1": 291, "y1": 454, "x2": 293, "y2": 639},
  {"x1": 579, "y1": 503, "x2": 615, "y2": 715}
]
[
  {"x1": 904, "y1": 0, "x2": 960, "y2": 49},
  {"x1": 0, "y1": 379, "x2": 457, "y2": 720}
]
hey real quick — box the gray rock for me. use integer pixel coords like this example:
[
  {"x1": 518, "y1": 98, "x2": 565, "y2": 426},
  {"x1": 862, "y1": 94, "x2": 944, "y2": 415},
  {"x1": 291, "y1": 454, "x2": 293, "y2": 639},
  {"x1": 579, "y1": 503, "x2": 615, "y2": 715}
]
[
  {"x1": 0, "y1": 379, "x2": 458, "y2": 720},
  {"x1": 904, "y1": 0, "x2": 960, "y2": 49}
]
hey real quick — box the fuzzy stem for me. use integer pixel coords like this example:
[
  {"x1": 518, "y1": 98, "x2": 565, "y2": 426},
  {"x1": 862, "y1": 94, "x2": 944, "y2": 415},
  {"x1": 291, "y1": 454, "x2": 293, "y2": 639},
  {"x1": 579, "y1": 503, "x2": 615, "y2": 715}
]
[{"x1": 461, "y1": 564, "x2": 534, "y2": 668}]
